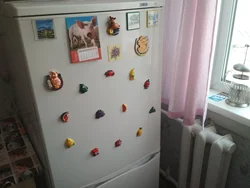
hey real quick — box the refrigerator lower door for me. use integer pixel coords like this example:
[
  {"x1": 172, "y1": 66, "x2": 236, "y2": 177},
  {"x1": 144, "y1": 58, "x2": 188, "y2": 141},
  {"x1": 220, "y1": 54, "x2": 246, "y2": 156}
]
[{"x1": 82, "y1": 152, "x2": 160, "y2": 188}]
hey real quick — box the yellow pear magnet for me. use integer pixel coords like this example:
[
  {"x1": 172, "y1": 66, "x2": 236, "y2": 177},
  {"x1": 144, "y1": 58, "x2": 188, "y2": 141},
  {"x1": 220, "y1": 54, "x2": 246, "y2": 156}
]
[
  {"x1": 137, "y1": 127, "x2": 143, "y2": 137},
  {"x1": 129, "y1": 68, "x2": 135, "y2": 80},
  {"x1": 65, "y1": 138, "x2": 75, "y2": 148}
]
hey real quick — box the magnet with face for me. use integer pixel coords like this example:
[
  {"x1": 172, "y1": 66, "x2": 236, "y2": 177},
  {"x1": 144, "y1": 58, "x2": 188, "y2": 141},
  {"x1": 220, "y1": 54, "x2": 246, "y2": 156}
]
[
  {"x1": 46, "y1": 71, "x2": 63, "y2": 91},
  {"x1": 107, "y1": 16, "x2": 120, "y2": 36}
]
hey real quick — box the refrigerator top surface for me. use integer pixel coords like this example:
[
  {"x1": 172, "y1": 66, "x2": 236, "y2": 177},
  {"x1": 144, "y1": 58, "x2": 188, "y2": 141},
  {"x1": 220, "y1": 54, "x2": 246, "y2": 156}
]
[{"x1": 2, "y1": 0, "x2": 164, "y2": 17}]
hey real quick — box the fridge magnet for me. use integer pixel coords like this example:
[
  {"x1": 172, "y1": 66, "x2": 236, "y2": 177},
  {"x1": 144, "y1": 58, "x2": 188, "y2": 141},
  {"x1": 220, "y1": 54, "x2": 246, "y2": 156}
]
[
  {"x1": 129, "y1": 68, "x2": 135, "y2": 80},
  {"x1": 107, "y1": 16, "x2": 120, "y2": 36},
  {"x1": 65, "y1": 138, "x2": 75, "y2": 148},
  {"x1": 32, "y1": 19, "x2": 55, "y2": 40},
  {"x1": 46, "y1": 71, "x2": 63, "y2": 91},
  {"x1": 122, "y1": 104, "x2": 128, "y2": 112},
  {"x1": 144, "y1": 79, "x2": 150, "y2": 89},
  {"x1": 126, "y1": 12, "x2": 140, "y2": 30},
  {"x1": 105, "y1": 70, "x2": 115, "y2": 77},
  {"x1": 108, "y1": 44, "x2": 122, "y2": 62},
  {"x1": 66, "y1": 16, "x2": 102, "y2": 63},
  {"x1": 149, "y1": 107, "x2": 156, "y2": 113},
  {"x1": 147, "y1": 10, "x2": 159, "y2": 28},
  {"x1": 115, "y1": 139, "x2": 122, "y2": 147},
  {"x1": 95, "y1": 110, "x2": 105, "y2": 119},
  {"x1": 91, "y1": 148, "x2": 99, "y2": 156},
  {"x1": 61, "y1": 112, "x2": 69, "y2": 122},
  {"x1": 137, "y1": 127, "x2": 143, "y2": 137},
  {"x1": 135, "y1": 36, "x2": 149, "y2": 56},
  {"x1": 79, "y1": 84, "x2": 88, "y2": 94}
]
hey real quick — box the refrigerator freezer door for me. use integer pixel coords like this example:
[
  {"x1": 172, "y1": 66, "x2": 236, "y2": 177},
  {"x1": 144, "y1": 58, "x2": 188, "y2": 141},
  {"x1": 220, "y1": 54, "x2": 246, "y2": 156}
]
[
  {"x1": 97, "y1": 153, "x2": 159, "y2": 188},
  {"x1": 15, "y1": 8, "x2": 163, "y2": 188}
]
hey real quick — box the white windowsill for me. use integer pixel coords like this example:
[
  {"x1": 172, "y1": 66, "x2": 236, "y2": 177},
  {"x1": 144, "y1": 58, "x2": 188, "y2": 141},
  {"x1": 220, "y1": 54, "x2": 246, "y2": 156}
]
[{"x1": 208, "y1": 89, "x2": 250, "y2": 128}]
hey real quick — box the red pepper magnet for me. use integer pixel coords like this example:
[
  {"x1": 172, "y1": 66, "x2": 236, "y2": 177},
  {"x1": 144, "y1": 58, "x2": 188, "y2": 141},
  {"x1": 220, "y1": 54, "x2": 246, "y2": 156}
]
[
  {"x1": 105, "y1": 70, "x2": 115, "y2": 77},
  {"x1": 144, "y1": 79, "x2": 150, "y2": 89},
  {"x1": 61, "y1": 112, "x2": 69, "y2": 122},
  {"x1": 115, "y1": 139, "x2": 122, "y2": 147},
  {"x1": 91, "y1": 148, "x2": 99, "y2": 156}
]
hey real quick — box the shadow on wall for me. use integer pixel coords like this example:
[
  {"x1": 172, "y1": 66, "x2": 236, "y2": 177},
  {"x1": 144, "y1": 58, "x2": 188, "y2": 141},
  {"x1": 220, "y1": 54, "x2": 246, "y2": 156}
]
[{"x1": 160, "y1": 112, "x2": 183, "y2": 181}]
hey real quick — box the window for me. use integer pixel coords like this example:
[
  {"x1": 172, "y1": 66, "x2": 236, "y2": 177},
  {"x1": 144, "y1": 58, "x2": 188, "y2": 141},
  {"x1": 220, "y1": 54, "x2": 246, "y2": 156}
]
[{"x1": 211, "y1": 0, "x2": 250, "y2": 91}]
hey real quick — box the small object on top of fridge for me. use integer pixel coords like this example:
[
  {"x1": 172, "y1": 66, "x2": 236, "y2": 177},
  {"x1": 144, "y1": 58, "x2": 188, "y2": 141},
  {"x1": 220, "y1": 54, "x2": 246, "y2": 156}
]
[
  {"x1": 65, "y1": 138, "x2": 75, "y2": 148},
  {"x1": 149, "y1": 107, "x2": 156, "y2": 113},
  {"x1": 129, "y1": 68, "x2": 135, "y2": 80},
  {"x1": 135, "y1": 36, "x2": 149, "y2": 56},
  {"x1": 91, "y1": 148, "x2": 99, "y2": 156},
  {"x1": 115, "y1": 139, "x2": 122, "y2": 147},
  {"x1": 105, "y1": 70, "x2": 115, "y2": 77},
  {"x1": 144, "y1": 79, "x2": 150, "y2": 89},
  {"x1": 108, "y1": 44, "x2": 122, "y2": 62},
  {"x1": 107, "y1": 16, "x2": 120, "y2": 36},
  {"x1": 137, "y1": 127, "x2": 143, "y2": 137},
  {"x1": 46, "y1": 71, "x2": 63, "y2": 91},
  {"x1": 95, "y1": 110, "x2": 105, "y2": 119},
  {"x1": 61, "y1": 112, "x2": 69, "y2": 122},
  {"x1": 122, "y1": 104, "x2": 128, "y2": 112},
  {"x1": 79, "y1": 84, "x2": 88, "y2": 94}
]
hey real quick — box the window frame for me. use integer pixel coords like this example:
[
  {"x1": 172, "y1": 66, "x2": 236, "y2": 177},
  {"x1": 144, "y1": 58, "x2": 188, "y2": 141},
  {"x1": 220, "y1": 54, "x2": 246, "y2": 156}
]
[{"x1": 210, "y1": 0, "x2": 238, "y2": 92}]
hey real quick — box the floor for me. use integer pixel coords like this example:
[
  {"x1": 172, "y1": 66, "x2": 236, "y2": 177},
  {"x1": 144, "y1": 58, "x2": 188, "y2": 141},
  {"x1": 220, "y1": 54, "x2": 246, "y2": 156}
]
[
  {"x1": 159, "y1": 175, "x2": 177, "y2": 188},
  {"x1": 32, "y1": 174, "x2": 176, "y2": 188}
]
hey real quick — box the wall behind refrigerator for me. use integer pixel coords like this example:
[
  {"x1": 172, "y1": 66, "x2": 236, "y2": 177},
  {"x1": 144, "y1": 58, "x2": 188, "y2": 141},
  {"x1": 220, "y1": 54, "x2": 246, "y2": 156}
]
[{"x1": 0, "y1": 24, "x2": 16, "y2": 118}]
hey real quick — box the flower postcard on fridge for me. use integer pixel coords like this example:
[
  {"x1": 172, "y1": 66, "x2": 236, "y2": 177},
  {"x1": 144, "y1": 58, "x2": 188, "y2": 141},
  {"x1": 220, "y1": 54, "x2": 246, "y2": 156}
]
[{"x1": 65, "y1": 16, "x2": 102, "y2": 63}]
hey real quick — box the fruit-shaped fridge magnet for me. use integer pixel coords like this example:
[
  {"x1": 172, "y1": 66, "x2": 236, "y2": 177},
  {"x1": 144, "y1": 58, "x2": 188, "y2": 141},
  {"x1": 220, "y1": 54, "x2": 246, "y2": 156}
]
[
  {"x1": 46, "y1": 71, "x2": 63, "y2": 91},
  {"x1": 149, "y1": 107, "x2": 156, "y2": 114},
  {"x1": 115, "y1": 139, "x2": 122, "y2": 147},
  {"x1": 107, "y1": 16, "x2": 120, "y2": 36},
  {"x1": 129, "y1": 68, "x2": 135, "y2": 80},
  {"x1": 137, "y1": 127, "x2": 143, "y2": 137},
  {"x1": 61, "y1": 112, "x2": 69, "y2": 122},
  {"x1": 144, "y1": 79, "x2": 150, "y2": 89},
  {"x1": 65, "y1": 138, "x2": 75, "y2": 148},
  {"x1": 135, "y1": 36, "x2": 149, "y2": 56},
  {"x1": 122, "y1": 104, "x2": 128, "y2": 112},
  {"x1": 105, "y1": 70, "x2": 115, "y2": 77},
  {"x1": 79, "y1": 84, "x2": 88, "y2": 94},
  {"x1": 95, "y1": 110, "x2": 105, "y2": 119},
  {"x1": 91, "y1": 148, "x2": 99, "y2": 156}
]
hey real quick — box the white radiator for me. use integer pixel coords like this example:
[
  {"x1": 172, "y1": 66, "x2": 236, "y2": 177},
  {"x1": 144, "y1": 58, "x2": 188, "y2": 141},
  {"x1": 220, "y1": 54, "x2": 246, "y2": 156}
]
[{"x1": 178, "y1": 123, "x2": 236, "y2": 188}]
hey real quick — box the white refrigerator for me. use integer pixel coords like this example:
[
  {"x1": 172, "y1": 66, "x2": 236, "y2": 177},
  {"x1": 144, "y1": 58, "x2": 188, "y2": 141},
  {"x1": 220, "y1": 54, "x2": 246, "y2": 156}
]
[{"x1": 1, "y1": 0, "x2": 164, "y2": 187}]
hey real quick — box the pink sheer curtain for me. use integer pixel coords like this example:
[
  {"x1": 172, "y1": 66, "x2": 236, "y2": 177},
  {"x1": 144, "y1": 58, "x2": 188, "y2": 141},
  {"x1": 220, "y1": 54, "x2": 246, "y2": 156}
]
[{"x1": 162, "y1": 0, "x2": 218, "y2": 125}]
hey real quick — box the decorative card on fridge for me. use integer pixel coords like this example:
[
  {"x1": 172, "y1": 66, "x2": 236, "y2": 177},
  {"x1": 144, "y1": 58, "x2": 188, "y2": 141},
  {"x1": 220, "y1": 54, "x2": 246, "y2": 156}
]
[{"x1": 66, "y1": 16, "x2": 102, "y2": 63}]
